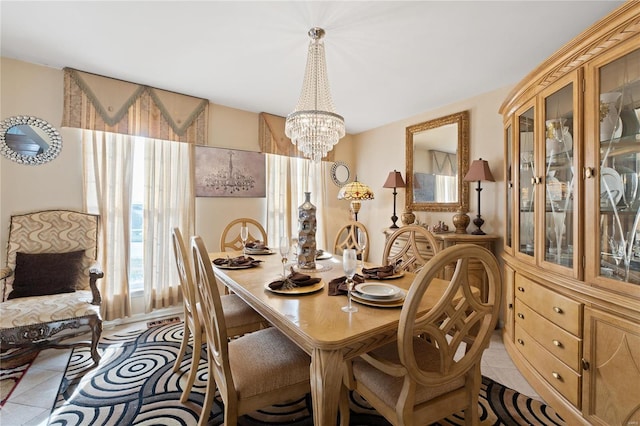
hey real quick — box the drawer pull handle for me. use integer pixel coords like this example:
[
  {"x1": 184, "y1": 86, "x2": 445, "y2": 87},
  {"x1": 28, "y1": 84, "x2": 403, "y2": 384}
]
[
  {"x1": 517, "y1": 339, "x2": 524, "y2": 345},
  {"x1": 552, "y1": 372, "x2": 562, "y2": 381},
  {"x1": 553, "y1": 306, "x2": 563, "y2": 314},
  {"x1": 582, "y1": 359, "x2": 590, "y2": 371},
  {"x1": 517, "y1": 313, "x2": 525, "y2": 319},
  {"x1": 517, "y1": 286, "x2": 525, "y2": 293},
  {"x1": 508, "y1": 303, "x2": 513, "y2": 309},
  {"x1": 552, "y1": 340, "x2": 562, "y2": 347}
]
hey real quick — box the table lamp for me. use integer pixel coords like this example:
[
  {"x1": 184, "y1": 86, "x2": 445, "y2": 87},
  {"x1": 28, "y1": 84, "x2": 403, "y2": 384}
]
[
  {"x1": 338, "y1": 177, "x2": 374, "y2": 221},
  {"x1": 463, "y1": 158, "x2": 495, "y2": 235},
  {"x1": 382, "y1": 170, "x2": 406, "y2": 228}
]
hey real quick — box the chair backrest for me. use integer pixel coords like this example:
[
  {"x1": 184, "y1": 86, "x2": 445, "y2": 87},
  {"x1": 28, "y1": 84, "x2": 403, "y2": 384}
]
[
  {"x1": 333, "y1": 221, "x2": 369, "y2": 261},
  {"x1": 171, "y1": 228, "x2": 201, "y2": 333},
  {"x1": 382, "y1": 225, "x2": 439, "y2": 273},
  {"x1": 399, "y1": 244, "x2": 502, "y2": 387},
  {"x1": 192, "y1": 235, "x2": 236, "y2": 401},
  {"x1": 3, "y1": 209, "x2": 99, "y2": 301},
  {"x1": 220, "y1": 218, "x2": 267, "y2": 252}
]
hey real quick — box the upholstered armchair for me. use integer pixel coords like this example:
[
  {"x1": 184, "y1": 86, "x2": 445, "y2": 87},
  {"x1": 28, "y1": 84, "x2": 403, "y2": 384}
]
[{"x1": 0, "y1": 210, "x2": 104, "y2": 366}]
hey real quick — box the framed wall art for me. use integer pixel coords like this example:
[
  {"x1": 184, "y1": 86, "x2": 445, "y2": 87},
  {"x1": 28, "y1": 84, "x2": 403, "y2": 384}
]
[{"x1": 195, "y1": 146, "x2": 266, "y2": 197}]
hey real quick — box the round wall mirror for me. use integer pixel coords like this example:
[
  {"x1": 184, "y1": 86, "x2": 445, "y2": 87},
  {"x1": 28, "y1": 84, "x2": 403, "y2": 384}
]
[
  {"x1": 331, "y1": 161, "x2": 351, "y2": 187},
  {"x1": 0, "y1": 116, "x2": 62, "y2": 165}
]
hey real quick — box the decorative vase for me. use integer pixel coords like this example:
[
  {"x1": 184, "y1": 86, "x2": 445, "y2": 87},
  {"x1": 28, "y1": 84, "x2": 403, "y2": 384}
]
[
  {"x1": 452, "y1": 210, "x2": 470, "y2": 234},
  {"x1": 401, "y1": 210, "x2": 415, "y2": 226},
  {"x1": 297, "y1": 192, "x2": 317, "y2": 269},
  {"x1": 600, "y1": 92, "x2": 622, "y2": 141}
]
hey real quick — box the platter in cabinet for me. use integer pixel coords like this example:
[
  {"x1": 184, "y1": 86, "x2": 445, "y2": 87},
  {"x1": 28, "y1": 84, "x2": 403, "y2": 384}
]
[{"x1": 600, "y1": 167, "x2": 623, "y2": 208}]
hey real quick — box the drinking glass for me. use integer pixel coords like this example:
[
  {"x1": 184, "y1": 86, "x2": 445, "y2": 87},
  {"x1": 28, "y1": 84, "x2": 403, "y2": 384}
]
[
  {"x1": 341, "y1": 249, "x2": 358, "y2": 313},
  {"x1": 279, "y1": 236, "x2": 290, "y2": 278},
  {"x1": 240, "y1": 225, "x2": 249, "y2": 256},
  {"x1": 357, "y1": 231, "x2": 367, "y2": 270}
]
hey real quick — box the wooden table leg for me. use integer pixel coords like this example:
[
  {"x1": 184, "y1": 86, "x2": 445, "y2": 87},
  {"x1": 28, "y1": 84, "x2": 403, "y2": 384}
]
[{"x1": 310, "y1": 348, "x2": 344, "y2": 426}]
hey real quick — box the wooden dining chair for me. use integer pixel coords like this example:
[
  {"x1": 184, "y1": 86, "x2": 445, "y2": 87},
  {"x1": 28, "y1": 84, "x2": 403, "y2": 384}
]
[
  {"x1": 340, "y1": 244, "x2": 502, "y2": 426},
  {"x1": 382, "y1": 225, "x2": 440, "y2": 273},
  {"x1": 191, "y1": 235, "x2": 311, "y2": 426},
  {"x1": 333, "y1": 221, "x2": 369, "y2": 261},
  {"x1": 171, "y1": 228, "x2": 267, "y2": 403},
  {"x1": 220, "y1": 218, "x2": 268, "y2": 252}
]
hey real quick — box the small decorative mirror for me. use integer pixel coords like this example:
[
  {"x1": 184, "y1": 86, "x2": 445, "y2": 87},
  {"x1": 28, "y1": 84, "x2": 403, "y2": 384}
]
[
  {"x1": 406, "y1": 110, "x2": 470, "y2": 212},
  {"x1": 331, "y1": 161, "x2": 351, "y2": 187},
  {"x1": 0, "y1": 116, "x2": 62, "y2": 165}
]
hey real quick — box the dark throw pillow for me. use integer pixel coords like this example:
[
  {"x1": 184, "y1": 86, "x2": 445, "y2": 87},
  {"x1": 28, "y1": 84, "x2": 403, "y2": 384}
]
[{"x1": 8, "y1": 250, "x2": 85, "y2": 300}]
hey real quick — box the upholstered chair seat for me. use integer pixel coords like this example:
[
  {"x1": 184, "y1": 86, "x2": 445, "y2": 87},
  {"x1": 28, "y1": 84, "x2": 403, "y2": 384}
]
[
  {"x1": 171, "y1": 228, "x2": 266, "y2": 403},
  {"x1": 0, "y1": 291, "x2": 100, "y2": 330},
  {"x1": 341, "y1": 244, "x2": 502, "y2": 426},
  {"x1": 0, "y1": 210, "x2": 103, "y2": 366}
]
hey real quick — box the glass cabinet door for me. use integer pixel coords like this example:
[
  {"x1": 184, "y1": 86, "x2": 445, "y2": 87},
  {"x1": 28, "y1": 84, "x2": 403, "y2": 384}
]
[
  {"x1": 595, "y1": 46, "x2": 640, "y2": 286},
  {"x1": 518, "y1": 106, "x2": 535, "y2": 258},
  {"x1": 543, "y1": 81, "x2": 576, "y2": 272},
  {"x1": 506, "y1": 122, "x2": 513, "y2": 251}
]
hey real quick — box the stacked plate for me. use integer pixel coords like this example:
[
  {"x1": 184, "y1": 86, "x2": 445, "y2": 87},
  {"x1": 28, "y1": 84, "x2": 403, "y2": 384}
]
[
  {"x1": 245, "y1": 246, "x2": 274, "y2": 255},
  {"x1": 351, "y1": 282, "x2": 406, "y2": 308}
]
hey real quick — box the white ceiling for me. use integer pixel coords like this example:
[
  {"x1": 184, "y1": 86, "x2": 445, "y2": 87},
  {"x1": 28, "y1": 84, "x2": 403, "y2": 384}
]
[{"x1": 0, "y1": 1, "x2": 625, "y2": 134}]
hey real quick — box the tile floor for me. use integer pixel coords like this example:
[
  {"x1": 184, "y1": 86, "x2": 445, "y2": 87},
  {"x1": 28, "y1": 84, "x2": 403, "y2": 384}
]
[{"x1": 0, "y1": 322, "x2": 541, "y2": 426}]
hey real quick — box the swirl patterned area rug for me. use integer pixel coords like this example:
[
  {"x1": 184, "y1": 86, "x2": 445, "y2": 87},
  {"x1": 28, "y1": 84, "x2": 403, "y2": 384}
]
[{"x1": 49, "y1": 322, "x2": 565, "y2": 426}]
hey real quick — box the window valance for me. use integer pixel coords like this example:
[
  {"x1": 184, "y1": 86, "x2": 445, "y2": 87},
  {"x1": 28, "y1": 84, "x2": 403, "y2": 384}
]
[
  {"x1": 431, "y1": 150, "x2": 457, "y2": 176},
  {"x1": 259, "y1": 112, "x2": 335, "y2": 162},
  {"x1": 62, "y1": 68, "x2": 208, "y2": 144}
]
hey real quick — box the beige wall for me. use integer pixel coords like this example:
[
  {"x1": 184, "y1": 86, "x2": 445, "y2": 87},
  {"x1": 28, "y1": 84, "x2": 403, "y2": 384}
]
[
  {"x1": 0, "y1": 58, "x2": 354, "y2": 264},
  {"x1": 352, "y1": 86, "x2": 513, "y2": 264},
  {"x1": 1, "y1": 57, "x2": 512, "y2": 295}
]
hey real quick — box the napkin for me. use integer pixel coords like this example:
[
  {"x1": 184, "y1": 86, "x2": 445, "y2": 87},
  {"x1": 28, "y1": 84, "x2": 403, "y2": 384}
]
[
  {"x1": 245, "y1": 241, "x2": 269, "y2": 251},
  {"x1": 268, "y1": 268, "x2": 322, "y2": 290},
  {"x1": 361, "y1": 265, "x2": 396, "y2": 279},
  {"x1": 212, "y1": 255, "x2": 262, "y2": 267},
  {"x1": 327, "y1": 274, "x2": 365, "y2": 296}
]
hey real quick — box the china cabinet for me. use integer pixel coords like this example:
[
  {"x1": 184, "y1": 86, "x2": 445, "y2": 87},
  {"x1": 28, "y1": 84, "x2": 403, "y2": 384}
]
[{"x1": 501, "y1": 3, "x2": 640, "y2": 425}]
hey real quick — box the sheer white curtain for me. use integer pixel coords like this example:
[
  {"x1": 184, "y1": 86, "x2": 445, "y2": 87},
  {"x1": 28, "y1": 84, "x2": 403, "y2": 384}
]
[
  {"x1": 144, "y1": 138, "x2": 193, "y2": 311},
  {"x1": 435, "y1": 175, "x2": 457, "y2": 202},
  {"x1": 83, "y1": 130, "x2": 134, "y2": 320},
  {"x1": 83, "y1": 130, "x2": 193, "y2": 320},
  {"x1": 266, "y1": 154, "x2": 327, "y2": 250}
]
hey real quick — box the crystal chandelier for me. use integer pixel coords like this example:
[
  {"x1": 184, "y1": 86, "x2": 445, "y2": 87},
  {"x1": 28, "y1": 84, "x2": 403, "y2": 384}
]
[{"x1": 285, "y1": 27, "x2": 345, "y2": 162}]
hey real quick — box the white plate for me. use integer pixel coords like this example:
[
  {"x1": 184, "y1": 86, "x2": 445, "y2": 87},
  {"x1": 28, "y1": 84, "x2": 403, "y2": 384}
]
[
  {"x1": 264, "y1": 280, "x2": 325, "y2": 295},
  {"x1": 600, "y1": 167, "x2": 623, "y2": 207},
  {"x1": 351, "y1": 291, "x2": 405, "y2": 308},
  {"x1": 245, "y1": 249, "x2": 275, "y2": 255},
  {"x1": 355, "y1": 282, "x2": 401, "y2": 298},
  {"x1": 316, "y1": 251, "x2": 333, "y2": 260},
  {"x1": 353, "y1": 289, "x2": 405, "y2": 303}
]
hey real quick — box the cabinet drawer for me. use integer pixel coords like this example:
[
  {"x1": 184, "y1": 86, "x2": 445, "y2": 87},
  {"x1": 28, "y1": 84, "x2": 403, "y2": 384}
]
[
  {"x1": 515, "y1": 299, "x2": 581, "y2": 371},
  {"x1": 515, "y1": 325, "x2": 581, "y2": 408},
  {"x1": 514, "y1": 274, "x2": 582, "y2": 336}
]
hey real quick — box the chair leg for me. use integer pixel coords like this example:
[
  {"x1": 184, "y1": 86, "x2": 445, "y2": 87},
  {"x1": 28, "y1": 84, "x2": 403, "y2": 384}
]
[
  {"x1": 198, "y1": 354, "x2": 217, "y2": 426},
  {"x1": 464, "y1": 366, "x2": 482, "y2": 426},
  {"x1": 90, "y1": 317, "x2": 102, "y2": 366},
  {"x1": 173, "y1": 319, "x2": 190, "y2": 374},
  {"x1": 180, "y1": 328, "x2": 202, "y2": 403}
]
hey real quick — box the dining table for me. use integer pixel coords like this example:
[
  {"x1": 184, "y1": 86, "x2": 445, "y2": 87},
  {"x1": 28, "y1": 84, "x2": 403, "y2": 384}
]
[{"x1": 209, "y1": 250, "x2": 456, "y2": 426}]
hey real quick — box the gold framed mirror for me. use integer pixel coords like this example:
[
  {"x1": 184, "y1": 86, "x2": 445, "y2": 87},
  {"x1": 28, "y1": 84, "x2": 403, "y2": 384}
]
[{"x1": 406, "y1": 110, "x2": 469, "y2": 212}]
